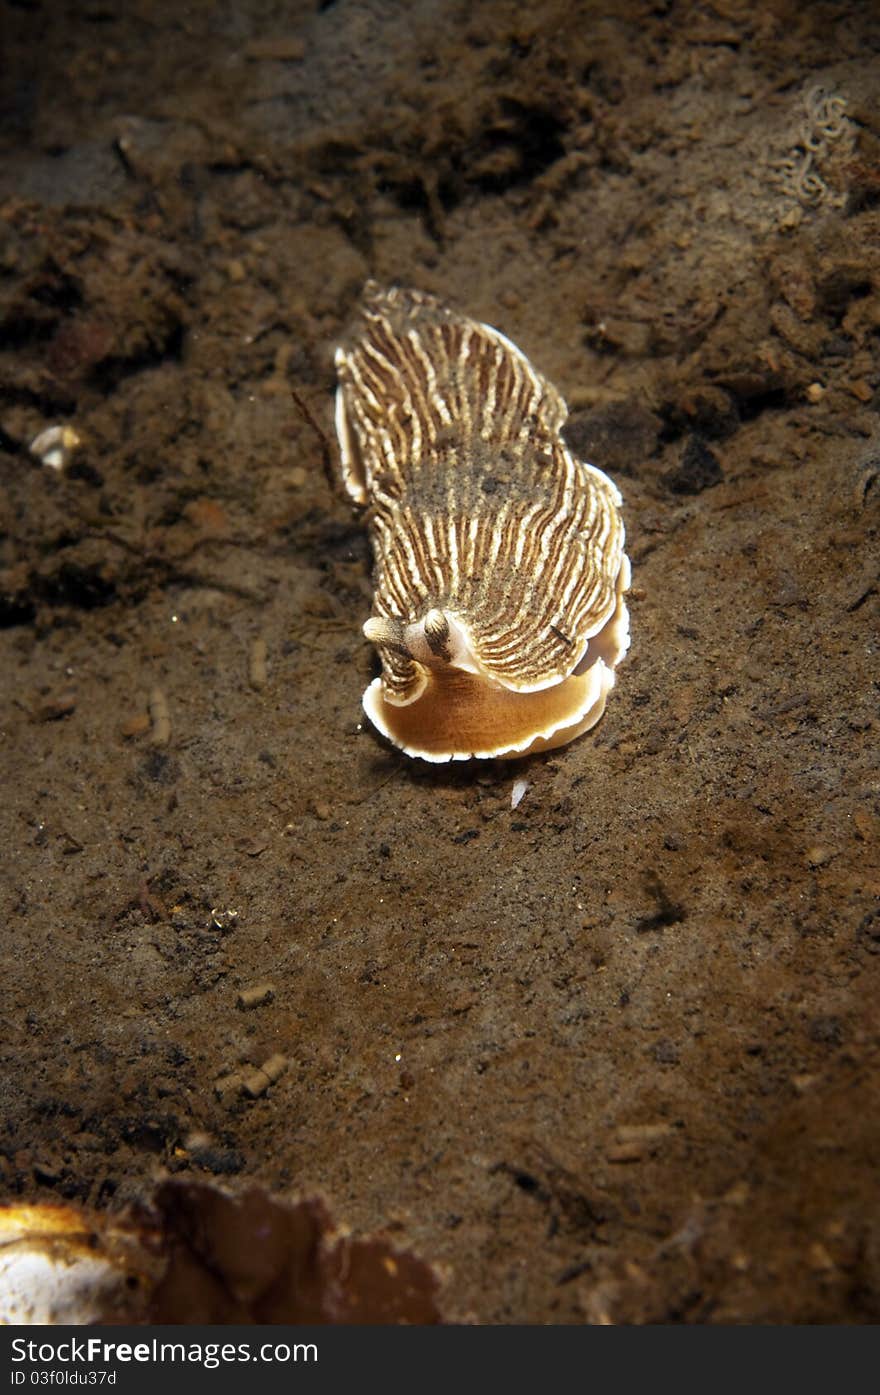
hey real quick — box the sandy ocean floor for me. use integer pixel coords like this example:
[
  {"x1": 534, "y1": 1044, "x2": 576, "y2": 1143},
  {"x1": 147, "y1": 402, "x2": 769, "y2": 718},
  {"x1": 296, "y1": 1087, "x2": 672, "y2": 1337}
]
[{"x1": 1, "y1": 0, "x2": 879, "y2": 1323}]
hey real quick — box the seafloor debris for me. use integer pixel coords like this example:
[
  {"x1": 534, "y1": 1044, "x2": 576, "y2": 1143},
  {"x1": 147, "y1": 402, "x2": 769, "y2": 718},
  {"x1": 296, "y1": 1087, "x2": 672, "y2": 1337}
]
[
  {"x1": 0, "y1": 1182, "x2": 444, "y2": 1324},
  {"x1": 511, "y1": 776, "x2": 529, "y2": 809},
  {"x1": 775, "y1": 84, "x2": 855, "y2": 211},
  {"x1": 240, "y1": 1053, "x2": 288, "y2": 1098},
  {"x1": 248, "y1": 635, "x2": 269, "y2": 689},
  {"x1": 210, "y1": 907, "x2": 239, "y2": 932},
  {"x1": 28, "y1": 424, "x2": 82, "y2": 472},
  {"x1": 148, "y1": 686, "x2": 171, "y2": 746},
  {"x1": 236, "y1": 981, "x2": 275, "y2": 1010},
  {"x1": 335, "y1": 283, "x2": 631, "y2": 761}
]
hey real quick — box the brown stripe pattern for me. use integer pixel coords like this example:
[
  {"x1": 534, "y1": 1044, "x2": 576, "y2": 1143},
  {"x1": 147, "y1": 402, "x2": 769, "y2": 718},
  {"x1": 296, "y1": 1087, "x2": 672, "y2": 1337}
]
[{"x1": 334, "y1": 283, "x2": 629, "y2": 725}]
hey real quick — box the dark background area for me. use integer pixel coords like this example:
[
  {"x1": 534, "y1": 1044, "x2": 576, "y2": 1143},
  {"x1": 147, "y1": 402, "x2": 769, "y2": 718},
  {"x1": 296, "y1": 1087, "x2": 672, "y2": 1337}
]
[{"x1": 1, "y1": 0, "x2": 879, "y2": 1322}]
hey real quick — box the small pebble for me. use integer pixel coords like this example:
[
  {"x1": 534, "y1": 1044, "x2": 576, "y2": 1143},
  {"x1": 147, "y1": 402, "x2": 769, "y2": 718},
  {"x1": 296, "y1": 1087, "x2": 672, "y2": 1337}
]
[
  {"x1": 29, "y1": 424, "x2": 81, "y2": 472},
  {"x1": 241, "y1": 1053, "x2": 288, "y2": 1098},
  {"x1": 120, "y1": 711, "x2": 151, "y2": 739},
  {"x1": 792, "y1": 1073, "x2": 819, "y2": 1094},
  {"x1": 148, "y1": 687, "x2": 171, "y2": 746},
  {"x1": 849, "y1": 379, "x2": 873, "y2": 403},
  {"x1": 248, "y1": 636, "x2": 268, "y2": 689},
  {"x1": 236, "y1": 982, "x2": 275, "y2": 1010},
  {"x1": 805, "y1": 845, "x2": 834, "y2": 867},
  {"x1": 606, "y1": 1141, "x2": 644, "y2": 1163},
  {"x1": 607, "y1": 1121, "x2": 673, "y2": 1162}
]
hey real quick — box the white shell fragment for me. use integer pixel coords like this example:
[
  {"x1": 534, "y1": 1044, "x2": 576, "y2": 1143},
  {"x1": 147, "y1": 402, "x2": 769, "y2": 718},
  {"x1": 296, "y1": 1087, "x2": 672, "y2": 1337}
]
[
  {"x1": 29, "y1": 424, "x2": 82, "y2": 472},
  {"x1": 511, "y1": 777, "x2": 529, "y2": 810},
  {"x1": 334, "y1": 283, "x2": 631, "y2": 761},
  {"x1": 0, "y1": 1203, "x2": 151, "y2": 1324}
]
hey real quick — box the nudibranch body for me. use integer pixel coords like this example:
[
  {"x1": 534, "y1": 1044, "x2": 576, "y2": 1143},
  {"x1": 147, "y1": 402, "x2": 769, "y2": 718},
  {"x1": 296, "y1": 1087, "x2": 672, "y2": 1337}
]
[{"x1": 334, "y1": 283, "x2": 630, "y2": 761}]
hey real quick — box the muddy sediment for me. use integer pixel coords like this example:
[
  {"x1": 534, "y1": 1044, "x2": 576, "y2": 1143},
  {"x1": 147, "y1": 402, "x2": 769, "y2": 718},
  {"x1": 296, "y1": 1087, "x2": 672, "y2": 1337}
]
[{"x1": 1, "y1": 1, "x2": 879, "y2": 1323}]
